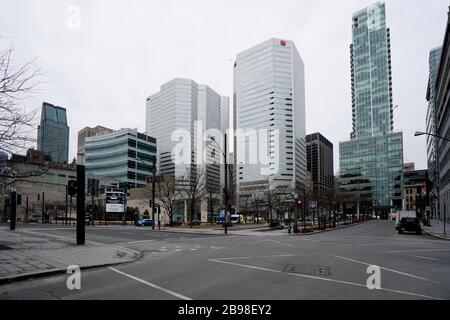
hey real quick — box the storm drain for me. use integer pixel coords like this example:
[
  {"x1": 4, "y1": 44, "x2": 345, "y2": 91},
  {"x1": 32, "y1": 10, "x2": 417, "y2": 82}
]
[
  {"x1": 283, "y1": 265, "x2": 330, "y2": 276},
  {"x1": 0, "y1": 245, "x2": 12, "y2": 251}
]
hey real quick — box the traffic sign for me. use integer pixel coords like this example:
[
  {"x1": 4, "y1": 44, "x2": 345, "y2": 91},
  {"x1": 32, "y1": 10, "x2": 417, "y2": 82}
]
[{"x1": 309, "y1": 201, "x2": 318, "y2": 210}]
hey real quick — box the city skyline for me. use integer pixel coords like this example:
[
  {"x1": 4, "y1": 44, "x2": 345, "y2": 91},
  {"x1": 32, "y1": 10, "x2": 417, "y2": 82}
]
[
  {"x1": 1, "y1": 1, "x2": 450, "y2": 303},
  {"x1": 0, "y1": 0, "x2": 448, "y2": 173}
]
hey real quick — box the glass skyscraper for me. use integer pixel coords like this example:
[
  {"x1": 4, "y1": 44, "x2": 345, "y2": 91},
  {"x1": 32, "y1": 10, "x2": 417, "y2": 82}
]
[
  {"x1": 146, "y1": 78, "x2": 229, "y2": 222},
  {"x1": 340, "y1": 3, "x2": 404, "y2": 216},
  {"x1": 37, "y1": 102, "x2": 69, "y2": 164},
  {"x1": 426, "y1": 47, "x2": 442, "y2": 218}
]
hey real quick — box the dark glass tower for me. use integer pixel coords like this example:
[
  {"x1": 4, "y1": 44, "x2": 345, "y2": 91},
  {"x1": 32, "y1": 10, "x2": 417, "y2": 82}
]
[{"x1": 37, "y1": 102, "x2": 69, "y2": 164}]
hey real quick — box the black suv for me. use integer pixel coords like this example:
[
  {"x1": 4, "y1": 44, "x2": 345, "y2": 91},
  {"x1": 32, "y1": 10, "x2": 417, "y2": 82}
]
[{"x1": 398, "y1": 217, "x2": 422, "y2": 235}]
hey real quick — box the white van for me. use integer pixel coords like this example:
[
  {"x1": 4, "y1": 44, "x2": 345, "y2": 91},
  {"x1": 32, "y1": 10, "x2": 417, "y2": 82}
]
[{"x1": 395, "y1": 211, "x2": 416, "y2": 230}]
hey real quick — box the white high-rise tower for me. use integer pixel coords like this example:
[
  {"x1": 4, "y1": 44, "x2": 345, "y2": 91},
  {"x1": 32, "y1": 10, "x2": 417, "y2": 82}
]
[
  {"x1": 233, "y1": 38, "x2": 307, "y2": 209},
  {"x1": 146, "y1": 78, "x2": 229, "y2": 222}
]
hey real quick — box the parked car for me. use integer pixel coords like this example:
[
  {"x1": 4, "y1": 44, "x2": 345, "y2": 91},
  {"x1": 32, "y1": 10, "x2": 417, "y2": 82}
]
[
  {"x1": 395, "y1": 211, "x2": 417, "y2": 230},
  {"x1": 398, "y1": 217, "x2": 422, "y2": 235},
  {"x1": 136, "y1": 219, "x2": 153, "y2": 227},
  {"x1": 190, "y1": 219, "x2": 202, "y2": 226}
]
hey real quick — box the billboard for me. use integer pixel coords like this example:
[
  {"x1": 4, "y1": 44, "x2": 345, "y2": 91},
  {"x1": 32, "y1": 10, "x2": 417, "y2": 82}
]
[{"x1": 106, "y1": 191, "x2": 125, "y2": 213}]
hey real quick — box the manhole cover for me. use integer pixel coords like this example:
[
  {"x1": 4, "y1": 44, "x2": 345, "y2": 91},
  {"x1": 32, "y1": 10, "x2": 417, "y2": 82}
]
[
  {"x1": 0, "y1": 245, "x2": 12, "y2": 251},
  {"x1": 283, "y1": 265, "x2": 330, "y2": 276}
]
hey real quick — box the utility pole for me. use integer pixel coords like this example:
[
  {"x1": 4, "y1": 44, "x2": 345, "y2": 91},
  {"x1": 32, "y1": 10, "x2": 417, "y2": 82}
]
[
  {"x1": 122, "y1": 185, "x2": 128, "y2": 225},
  {"x1": 303, "y1": 194, "x2": 306, "y2": 233},
  {"x1": 42, "y1": 192, "x2": 45, "y2": 224},
  {"x1": 25, "y1": 196, "x2": 29, "y2": 224},
  {"x1": 10, "y1": 190, "x2": 16, "y2": 231},
  {"x1": 76, "y1": 165, "x2": 86, "y2": 245},
  {"x1": 152, "y1": 157, "x2": 156, "y2": 230},
  {"x1": 158, "y1": 204, "x2": 161, "y2": 230},
  {"x1": 65, "y1": 186, "x2": 68, "y2": 225},
  {"x1": 211, "y1": 134, "x2": 229, "y2": 234},
  {"x1": 91, "y1": 183, "x2": 95, "y2": 226},
  {"x1": 224, "y1": 133, "x2": 229, "y2": 235}
]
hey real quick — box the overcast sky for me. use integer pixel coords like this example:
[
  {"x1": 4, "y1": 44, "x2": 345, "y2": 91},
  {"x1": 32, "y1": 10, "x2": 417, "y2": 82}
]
[{"x1": 0, "y1": 0, "x2": 448, "y2": 173}]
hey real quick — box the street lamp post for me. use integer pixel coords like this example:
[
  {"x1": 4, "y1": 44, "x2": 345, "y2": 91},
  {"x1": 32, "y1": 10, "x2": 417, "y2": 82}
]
[
  {"x1": 211, "y1": 134, "x2": 229, "y2": 235},
  {"x1": 151, "y1": 157, "x2": 157, "y2": 230},
  {"x1": 415, "y1": 131, "x2": 449, "y2": 235}
]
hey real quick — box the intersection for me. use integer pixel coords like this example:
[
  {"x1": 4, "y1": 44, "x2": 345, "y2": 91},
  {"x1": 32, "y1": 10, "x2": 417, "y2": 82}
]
[{"x1": 1, "y1": 221, "x2": 450, "y2": 300}]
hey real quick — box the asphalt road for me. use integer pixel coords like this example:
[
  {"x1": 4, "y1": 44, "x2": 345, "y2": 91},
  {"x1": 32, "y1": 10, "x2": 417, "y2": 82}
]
[{"x1": 1, "y1": 221, "x2": 450, "y2": 300}]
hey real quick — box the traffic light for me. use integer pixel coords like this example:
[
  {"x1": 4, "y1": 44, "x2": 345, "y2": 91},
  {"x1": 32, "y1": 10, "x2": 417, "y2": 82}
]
[
  {"x1": 68, "y1": 180, "x2": 77, "y2": 196},
  {"x1": 297, "y1": 200, "x2": 303, "y2": 207}
]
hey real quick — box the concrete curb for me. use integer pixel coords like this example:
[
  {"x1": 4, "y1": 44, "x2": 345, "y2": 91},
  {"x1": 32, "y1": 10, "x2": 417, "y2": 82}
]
[
  {"x1": 0, "y1": 250, "x2": 143, "y2": 286},
  {"x1": 152, "y1": 229, "x2": 224, "y2": 236},
  {"x1": 423, "y1": 229, "x2": 450, "y2": 241},
  {"x1": 158, "y1": 225, "x2": 269, "y2": 235},
  {"x1": 291, "y1": 220, "x2": 371, "y2": 236}
]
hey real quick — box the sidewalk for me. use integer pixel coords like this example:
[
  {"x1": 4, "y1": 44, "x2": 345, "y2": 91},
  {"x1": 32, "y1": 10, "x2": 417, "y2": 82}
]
[
  {"x1": 423, "y1": 220, "x2": 450, "y2": 240},
  {"x1": 0, "y1": 226, "x2": 141, "y2": 284}
]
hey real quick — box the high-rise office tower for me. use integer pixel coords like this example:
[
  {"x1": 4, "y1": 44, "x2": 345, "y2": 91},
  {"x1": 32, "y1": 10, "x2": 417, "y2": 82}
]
[
  {"x1": 435, "y1": 7, "x2": 450, "y2": 223},
  {"x1": 37, "y1": 102, "x2": 70, "y2": 164},
  {"x1": 426, "y1": 47, "x2": 442, "y2": 218},
  {"x1": 340, "y1": 3, "x2": 404, "y2": 216},
  {"x1": 233, "y1": 38, "x2": 307, "y2": 209},
  {"x1": 146, "y1": 79, "x2": 198, "y2": 179},
  {"x1": 219, "y1": 96, "x2": 230, "y2": 194},
  {"x1": 306, "y1": 133, "x2": 334, "y2": 199},
  {"x1": 146, "y1": 78, "x2": 228, "y2": 222},
  {"x1": 197, "y1": 84, "x2": 228, "y2": 195}
]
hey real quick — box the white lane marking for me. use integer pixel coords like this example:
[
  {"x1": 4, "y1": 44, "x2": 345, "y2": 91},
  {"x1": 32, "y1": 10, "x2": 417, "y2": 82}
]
[
  {"x1": 389, "y1": 249, "x2": 450, "y2": 253},
  {"x1": 215, "y1": 256, "x2": 253, "y2": 261},
  {"x1": 340, "y1": 242, "x2": 433, "y2": 247},
  {"x1": 175, "y1": 249, "x2": 183, "y2": 252},
  {"x1": 212, "y1": 253, "x2": 323, "y2": 261},
  {"x1": 332, "y1": 255, "x2": 435, "y2": 283},
  {"x1": 253, "y1": 239, "x2": 283, "y2": 245},
  {"x1": 208, "y1": 259, "x2": 442, "y2": 300},
  {"x1": 109, "y1": 267, "x2": 192, "y2": 300},
  {"x1": 413, "y1": 256, "x2": 442, "y2": 262},
  {"x1": 189, "y1": 248, "x2": 198, "y2": 251},
  {"x1": 115, "y1": 240, "x2": 157, "y2": 245},
  {"x1": 252, "y1": 239, "x2": 295, "y2": 247}
]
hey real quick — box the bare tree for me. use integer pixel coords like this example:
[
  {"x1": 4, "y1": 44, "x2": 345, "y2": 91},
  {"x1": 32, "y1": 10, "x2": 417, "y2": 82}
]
[
  {"x1": 0, "y1": 36, "x2": 42, "y2": 155},
  {"x1": 155, "y1": 175, "x2": 177, "y2": 226},
  {"x1": 179, "y1": 167, "x2": 208, "y2": 227},
  {"x1": 263, "y1": 187, "x2": 282, "y2": 224}
]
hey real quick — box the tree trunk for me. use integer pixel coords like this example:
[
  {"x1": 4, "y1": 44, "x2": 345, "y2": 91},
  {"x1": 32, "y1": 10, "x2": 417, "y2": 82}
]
[{"x1": 190, "y1": 200, "x2": 195, "y2": 228}]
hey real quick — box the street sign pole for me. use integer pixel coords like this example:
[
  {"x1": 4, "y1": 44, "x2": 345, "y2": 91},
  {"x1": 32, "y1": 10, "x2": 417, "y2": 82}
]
[
  {"x1": 76, "y1": 165, "x2": 85, "y2": 245},
  {"x1": 10, "y1": 191, "x2": 16, "y2": 231},
  {"x1": 224, "y1": 133, "x2": 228, "y2": 235},
  {"x1": 152, "y1": 157, "x2": 156, "y2": 231}
]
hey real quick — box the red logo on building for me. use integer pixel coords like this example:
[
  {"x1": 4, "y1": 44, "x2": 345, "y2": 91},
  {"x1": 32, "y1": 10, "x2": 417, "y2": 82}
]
[{"x1": 280, "y1": 40, "x2": 287, "y2": 46}]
